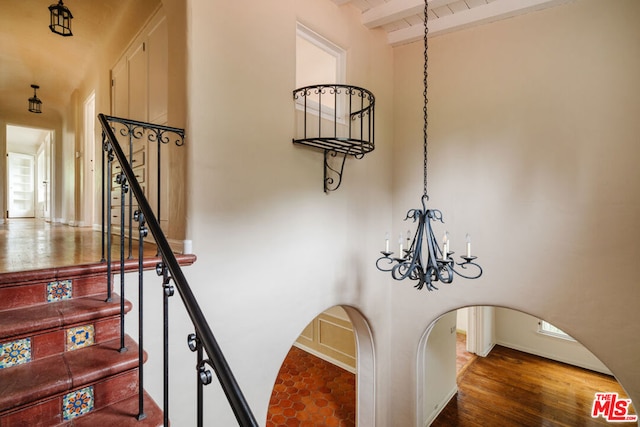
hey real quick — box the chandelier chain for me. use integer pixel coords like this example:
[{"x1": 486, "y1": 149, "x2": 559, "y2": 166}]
[{"x1": 422, "y1": 0, "x2": 429, "y2": 198}]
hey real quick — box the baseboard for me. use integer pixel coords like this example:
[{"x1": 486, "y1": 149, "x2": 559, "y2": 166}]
[
  {"x1": 496, "y1": 340, "x2": 611, "y2": 375},
  {"x1": 292, "y1": 343, "x2": 356, "y2": 374},
  {"x1": 423, "y1": 385, "x2": 458, "y2": 427},
  {"x1": 477, "y1": 342, "x2": 495, "y2": 358}
]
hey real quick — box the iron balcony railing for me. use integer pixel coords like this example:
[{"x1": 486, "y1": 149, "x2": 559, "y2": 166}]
[{"x1": 99, "y1": 113, "x2": 258, "y2": 426}]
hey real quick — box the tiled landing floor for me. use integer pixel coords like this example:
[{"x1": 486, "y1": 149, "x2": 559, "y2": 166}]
[{"x1": 266, "y1": 346, "x2": 355, "y2": 427}]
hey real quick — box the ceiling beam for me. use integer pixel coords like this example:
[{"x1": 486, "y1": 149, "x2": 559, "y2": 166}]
[
  {"x1": 387, "y1": 0, "x2": 574, "y2": 45},
  {"x1": 362, "y1": 0, "x2": 452, "y2": 29}
]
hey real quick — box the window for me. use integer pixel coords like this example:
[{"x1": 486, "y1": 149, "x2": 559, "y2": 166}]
[
  {"x1": 539, "y1": 320, "x2": 575, "y2": 341},
  {"x1": 295, "y1": 23, "x2": 346, "y2": 118}
]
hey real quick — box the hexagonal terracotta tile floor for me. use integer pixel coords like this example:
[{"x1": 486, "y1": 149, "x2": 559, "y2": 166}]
[{"x1": 266, "y1": 346, "x2": 355, "y2": 427}]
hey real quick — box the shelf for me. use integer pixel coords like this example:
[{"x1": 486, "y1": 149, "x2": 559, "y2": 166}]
[{"x1": 292, "y1": 84, "x2": 375, "y2": 192}]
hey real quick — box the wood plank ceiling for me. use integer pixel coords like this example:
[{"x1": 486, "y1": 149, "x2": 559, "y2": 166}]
[{"x1": 333, "y1": 0, "x2": 575, "y2": 45}]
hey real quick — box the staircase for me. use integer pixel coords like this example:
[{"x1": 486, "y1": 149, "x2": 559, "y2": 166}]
[{"x1": 0, "y1": 256, "x2": 194, "y2": 425}]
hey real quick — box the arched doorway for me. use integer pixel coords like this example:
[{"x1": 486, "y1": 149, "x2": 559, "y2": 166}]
[
  {"x1": 418, "y1": 307, "x2": 636, "y2": 426},
  {"x1": 267, "y1": 305, "x2": 374, "y2": 426}
]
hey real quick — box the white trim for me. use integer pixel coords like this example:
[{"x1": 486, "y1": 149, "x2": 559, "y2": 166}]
[
  {"x1": 538, "y1": 320, "x2": 576, "y2": 342},
  {"x1": 342, "y1": 306, "x2": 376, "y2": 427},
  {"x1": 292, "y1": 342, "x2": 356, "y2": 374},
  {"x1": 477, "y1": 342, "x2": 495, "y2": 358},
  {"x1": 387, "y1": 0, "x2": 575, "y2": 45},
  {"x1": 362, "y1": 0, "x2": 452, "y2": 29},
  {"x1": 423, "y1": 386, "x2": 457, "y2": 427},
  {"x1": 296, "y1": 23, "x2": 346, "y2": 84},
  {"x1": 295, "y1": 23, "x2": 347, "y2": 121}
]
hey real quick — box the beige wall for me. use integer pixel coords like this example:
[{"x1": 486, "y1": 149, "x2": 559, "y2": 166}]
[
  {"x1": 125, "y1": 0, "x2": 640, "y2": 426},
  {"x1": 181, "y1": 0, "x2": 394, "y2": 425}
]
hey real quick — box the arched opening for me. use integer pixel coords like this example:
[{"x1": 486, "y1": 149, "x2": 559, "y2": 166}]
[
  {"x1": 418, "y1": 306, "x2": 636, "y2": 426},
  {"x1": 267, "y1": 305, "x2": 374, "y2": 426}
]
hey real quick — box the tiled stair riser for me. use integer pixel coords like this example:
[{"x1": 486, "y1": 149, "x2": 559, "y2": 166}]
[
  {"x1": 0, "y1": 317, "x2": 121, "y2": 369},
  {"x1": 0, "y1": 276, "x2": 107, "y2": 311},
  {"x1": 0, "y1": 369, "x2": 139, "y2": 425},
  {"x1": 0, "y1": 338, "x2": 31, "y2": 369},
  {"x1": 0, "y1": 257, "x2": 197, "y2": 425}
]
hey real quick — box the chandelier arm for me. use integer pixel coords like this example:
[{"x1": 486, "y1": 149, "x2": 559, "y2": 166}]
[
  {"x1": 375, "y1": 256, "x2": 396, "y2": 272},
  {"x1": 451, "y1": 262, "x2": 483, "y2": 280}
]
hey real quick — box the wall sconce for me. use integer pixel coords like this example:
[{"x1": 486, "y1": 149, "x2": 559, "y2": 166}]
[
  {"x1": 49, "y1": 0, "x2": 73, "y2": 37},
  {"x1": 29, "y1": 85, "x2": 42, "y2": 114}
]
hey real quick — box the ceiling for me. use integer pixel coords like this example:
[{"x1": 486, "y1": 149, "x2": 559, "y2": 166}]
[
  {"x1": 0, "y1": 0, "x2": 141, "y2": 120},
  {"x1": 0, "y1": 0, "x2": 571, "y2": 125},
  {"x1": 6, "y1": 125, "x2": 51, "y2": 154},
  {"x1": 334, "y1": 0, "x2": 574, "y2": 45}
]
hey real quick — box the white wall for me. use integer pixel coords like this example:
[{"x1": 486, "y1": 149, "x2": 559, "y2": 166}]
[
  {"x1": 421, "y1": 312, "x2": 457, "y2": 426},
  {"x1": 495, "y1": 307, "x2": 610, "y2": 374},
  {"x1": 456, "y1": 307, "x2": 468, "y2": 334}
]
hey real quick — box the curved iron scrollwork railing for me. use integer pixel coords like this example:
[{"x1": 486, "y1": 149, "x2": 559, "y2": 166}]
[
  {"x1": 100, "y1": 116, "x2": 185, "y2": 262},
  {"x1": 99, "y1": 114, "x2": 258, "y2": 427},
  {"x1": 293, "y1": 84, "x2": 375, "y2": 192}
]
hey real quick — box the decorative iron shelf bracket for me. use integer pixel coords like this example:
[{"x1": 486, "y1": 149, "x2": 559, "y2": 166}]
[{"x1": 292, "y1": 84, "x2": 375, "y2": 192}]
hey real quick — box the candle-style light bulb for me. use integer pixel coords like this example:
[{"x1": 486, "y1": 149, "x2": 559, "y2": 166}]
[
  {"x1": 398, "y1": 233, "x2": 403, "y2": 255},
  {"x1": 385, "y1": 232, "x2": 390, "y2": 253},
  {"x1": 442, "y1": 231, "x2": 449, "y2": 259},
  {"x1": 466, "y1": 233, "x2": 471, "y2": 258}
]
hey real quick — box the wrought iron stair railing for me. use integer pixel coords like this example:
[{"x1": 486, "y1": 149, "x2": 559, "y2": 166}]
[{"x1": 99, "y1": 113, "x2": 258, "y2": 427}]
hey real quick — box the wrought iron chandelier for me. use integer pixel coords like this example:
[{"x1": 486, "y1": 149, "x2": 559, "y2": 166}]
[
  {"x1": 28, "y1": 85, "x2": 42, "y2": 114},
  {"x1": 49, "y1": 0, "x2": 73, "y2": 37},
  {"x1": 376, "y1": 0, "x2": 482, "y2": 291}
]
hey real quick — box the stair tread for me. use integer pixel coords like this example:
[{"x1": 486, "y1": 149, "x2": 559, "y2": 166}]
[
  {"x1": 0, "y1": 335, "x2": 142, "y2": 412},
  {"x1": 0, "y1": 254, "x2": 197, "y2": 288},
  {"x1": 0, "y1": 294, "x2": 131, "y2": 341},
  {"x1": 71, "y1": 391, "x2": 164, "y2": 427}
]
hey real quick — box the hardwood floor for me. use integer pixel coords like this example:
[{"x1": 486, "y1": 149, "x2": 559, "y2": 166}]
[
  {"x1": 456, "y1": 332, "x2": 476, "y2": 375},
  {"x1": 0, "y1": 218, "x2": 158, "y2": 272},
  {"x1": 433, "y1": 345, "x2": 637, "y2": 426}
]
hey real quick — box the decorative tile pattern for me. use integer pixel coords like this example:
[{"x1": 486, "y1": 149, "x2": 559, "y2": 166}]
[
  {"x1": 63, "y1": 386, "x2": 94, "y2": 420},
  {"x1": 66, "y1": 325, "x2": 95, "y2": 351},
  {"x1": 47, "y1": 279, "x2": 73, "y2": 302},
  {"x1": 0, "y1": 338, "x2": 32, "y2": 369}
]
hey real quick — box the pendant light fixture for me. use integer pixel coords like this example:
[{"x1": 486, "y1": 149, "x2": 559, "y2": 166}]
[
  {"x1": 376, "y1": 0, "x2": 482, "y2": 291},
  {"x1": 49, "y1": 0, "x2": 73, "y2": 37},
  {"x1": 28, "y1": 85, "x2": 42, "y2": 114}
]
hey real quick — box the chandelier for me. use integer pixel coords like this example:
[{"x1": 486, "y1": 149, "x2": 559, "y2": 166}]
[
  {"x1": 49, "y1": 0, "x2": 73, "y2": 37},
  {"x1": 28, "y1": 85, "x2": 42, "y2": 114},
  {"x1": 375, "y1": 0, "x2": 482, "y2": 291}
]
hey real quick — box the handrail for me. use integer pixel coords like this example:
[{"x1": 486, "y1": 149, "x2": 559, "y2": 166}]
[{"x1": 98, "y1": 113, "x2": 258, "y2": 426}]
